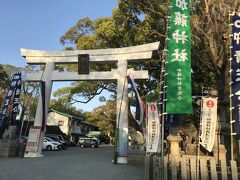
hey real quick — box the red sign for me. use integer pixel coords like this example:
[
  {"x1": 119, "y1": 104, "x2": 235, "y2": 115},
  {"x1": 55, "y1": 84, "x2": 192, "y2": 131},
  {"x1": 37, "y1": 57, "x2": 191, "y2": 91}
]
[
  {"x1": 150, "y1": 104, "x2": 156, "y2": 112},
  {"x1": 206, "y1": 100, "x2": 214, "y2": 108}
]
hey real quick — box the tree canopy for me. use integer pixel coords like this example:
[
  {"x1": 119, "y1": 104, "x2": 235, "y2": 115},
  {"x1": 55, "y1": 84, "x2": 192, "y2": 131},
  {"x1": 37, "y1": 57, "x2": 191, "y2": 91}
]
[
  {"x1": 49, "y1": 98, "x2": 84, "y2": 119},
  {"x1": 55, "y1": 1, "x2": 240, "y2": 130},
  {"x1": 85, "y1": 101, "x2": 116, "y2": 136},
  {"x1": 0, "y1": 64, "x2": 10, "y2": 92},
  {"x1": 55, "y1": 0, "x2": 168, "y2": 107}
]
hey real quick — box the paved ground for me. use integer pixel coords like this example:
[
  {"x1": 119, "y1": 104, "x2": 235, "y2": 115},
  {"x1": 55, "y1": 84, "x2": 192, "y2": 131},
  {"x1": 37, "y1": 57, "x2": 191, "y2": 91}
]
[{"x1": 0, "y1": 145, "x2": 144, "y2": 180}]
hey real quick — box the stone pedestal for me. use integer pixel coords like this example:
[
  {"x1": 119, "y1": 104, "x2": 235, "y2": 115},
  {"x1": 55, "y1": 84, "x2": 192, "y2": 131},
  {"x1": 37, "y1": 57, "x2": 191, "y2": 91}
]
[
  {"x1": 185, "y1": 144, "x2": 206, "y2": 156},
  {"x1": 0, "y1": 139, "x2": 18, "y2": 157},
  {"x1": 186, "y1": 144, "x2": 197, "y2": 155},
  {"x1": 213, "y1": 144, "x2": 227, "y2": 161},
  {"x1": 128, "y1": 145, "x2": 145, "y2": 166},
  {"x1": 2, "y1": 125, "x2": 17, "y2": 139},
  {"x1": 167, "y1": 135, "x2": 182, "y2": 163}
]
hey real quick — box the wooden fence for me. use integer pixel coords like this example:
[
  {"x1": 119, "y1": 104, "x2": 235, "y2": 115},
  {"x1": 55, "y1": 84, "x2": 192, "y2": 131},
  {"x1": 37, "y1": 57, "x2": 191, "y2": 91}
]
[{"x1": 149, "y1": 155, "x2": 240, "y2": 180}]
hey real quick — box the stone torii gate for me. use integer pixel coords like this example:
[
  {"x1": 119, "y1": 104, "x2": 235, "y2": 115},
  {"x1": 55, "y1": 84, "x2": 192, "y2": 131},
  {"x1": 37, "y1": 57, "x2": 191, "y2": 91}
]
[{"x1": 21, "y1": 42, "x2": 160, "y2": 163}]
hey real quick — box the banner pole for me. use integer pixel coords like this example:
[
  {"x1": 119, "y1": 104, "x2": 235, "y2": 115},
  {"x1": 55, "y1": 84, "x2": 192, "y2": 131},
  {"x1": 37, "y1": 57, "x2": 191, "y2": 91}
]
[
  {"x1": 159, "y1": 8, "x2": 171, "y2": 179},
  {"x1": 229, "y1": 11, "x2": 234, "y2": 161},
  {"x1": 160, "y1": 39, "x2": 168, "y2": 180},
  {"x1": 196, "y1": 87, "x2": 205, "y2": 180},
  {"x1": 159, "y1": 57, "x2": 165, "y2": 180}
]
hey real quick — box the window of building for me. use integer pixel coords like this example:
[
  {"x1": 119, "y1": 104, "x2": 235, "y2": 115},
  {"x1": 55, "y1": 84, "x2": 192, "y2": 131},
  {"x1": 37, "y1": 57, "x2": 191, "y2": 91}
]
[{"x1": 58, "y1": 121, "x2": 64, "y2": 126}]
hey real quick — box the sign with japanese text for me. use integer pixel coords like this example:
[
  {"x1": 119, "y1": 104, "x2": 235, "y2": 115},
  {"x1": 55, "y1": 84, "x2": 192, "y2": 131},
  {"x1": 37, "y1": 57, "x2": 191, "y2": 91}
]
[
  {"x1": 25, "y1": 126, "x2": 41, "y2": 153},
  {"x1": 146, "y1": 102, "x2": 160, "y2": 153},
  {"x1": 231, "y1": 14, "x2": 240, "y2": 134},
  {"x1": 0, "y1": 72, "x2": 21, "y2": 127},
  {"x1": 10, "y1": 73, "x2": 22, "y2": 125},
  {"x1": 200, "y1": 97, "x2": 217, "y2": 152},
  {"x1": 165, "y1": 114, "x2": 179, "y2": 136},
  {"x1": 166, "y1": 0, "x2": 192, "y2": 114}
]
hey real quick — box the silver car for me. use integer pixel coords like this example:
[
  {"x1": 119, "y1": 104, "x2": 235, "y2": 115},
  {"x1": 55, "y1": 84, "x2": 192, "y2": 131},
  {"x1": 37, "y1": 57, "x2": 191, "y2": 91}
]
[{"x1": 42, "y1": 137, "x2": 62, "y2": 151}]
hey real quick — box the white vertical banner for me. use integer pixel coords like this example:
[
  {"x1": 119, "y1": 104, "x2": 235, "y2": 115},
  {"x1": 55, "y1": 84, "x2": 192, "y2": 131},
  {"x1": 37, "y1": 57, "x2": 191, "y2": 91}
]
[
  {"x1": 200, "y1": 97, "x2": 218, "y2": 152},
  {"x1": 146, "y1": 102, "x2": 160, "y2": 153}
]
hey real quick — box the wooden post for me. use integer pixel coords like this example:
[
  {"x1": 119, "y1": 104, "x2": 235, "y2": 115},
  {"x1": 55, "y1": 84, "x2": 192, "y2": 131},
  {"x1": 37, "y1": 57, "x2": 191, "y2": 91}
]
[
  {"x1": 230, "y1": 160, "x2": 238, "y2": 180},
  {"x1": 171, "y1": 156, "x2": 177, "y2": 180},
  {"x1": 200, "y1": 159, "x2": 208, "y2": 180},
  {"x1": 164, "y1": 156, "x2": 168, "y2": 180},
  {"x1": 209, "y1": 159, "x2": 217, "y2": 180},
  {"x1": 190, "y1": 158, "x2": 197, "y2": 180},
  {"x1": 220, "y1": 160, "x2": 228, "y2": 180},
  {"x1": 144, "y1": 153, "x2": 153, "y2": 180},
  {"x1": 181, "y1": 157, "x2": 187, "y2": 180},
  {"x1": 153, "y1": 155, "x2": 161, "y2": 180}
]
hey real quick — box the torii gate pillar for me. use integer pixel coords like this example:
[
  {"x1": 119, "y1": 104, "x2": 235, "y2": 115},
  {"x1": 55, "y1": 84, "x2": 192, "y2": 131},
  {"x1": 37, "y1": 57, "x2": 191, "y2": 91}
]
[
  {"x1": 116, "y1": 60, "x2": 128, "y2": 163},
  {"x1": 26, "y1": 62, "x2": 54, "y2": 157}
]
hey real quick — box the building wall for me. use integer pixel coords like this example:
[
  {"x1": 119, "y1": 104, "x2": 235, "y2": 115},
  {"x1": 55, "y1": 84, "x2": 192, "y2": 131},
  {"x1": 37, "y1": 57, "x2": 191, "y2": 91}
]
[
  {"x1": 47, "y1": 112, "x2": 69, "y2": 134},
  {"x1": 47, "y1": 111, "x2": 98, "y2": 137}
]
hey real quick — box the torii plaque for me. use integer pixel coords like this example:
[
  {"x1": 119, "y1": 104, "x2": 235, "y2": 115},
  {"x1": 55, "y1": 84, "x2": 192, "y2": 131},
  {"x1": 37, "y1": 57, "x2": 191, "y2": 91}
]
[{"x1": 21, "y1": 42, "x2": 160, "y2": 163}]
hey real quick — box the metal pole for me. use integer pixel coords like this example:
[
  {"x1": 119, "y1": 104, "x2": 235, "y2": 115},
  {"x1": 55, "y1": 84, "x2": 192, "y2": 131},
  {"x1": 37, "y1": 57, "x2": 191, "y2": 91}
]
[
  {"x1": 19, "y1": 115, "x2": 25, "y2": 139},
  {"x1": 161, "y1": 55, "x2": 167, "y2": 180},
  {"x1": 229, "y1": 11, "x2": 234, "y2": 161},
  {"x1": 196, "y1": 87, "x2": 205, "y2": 180},
  {"x1": 159, "y1": 13, "x2": 170, "y2": 180}
]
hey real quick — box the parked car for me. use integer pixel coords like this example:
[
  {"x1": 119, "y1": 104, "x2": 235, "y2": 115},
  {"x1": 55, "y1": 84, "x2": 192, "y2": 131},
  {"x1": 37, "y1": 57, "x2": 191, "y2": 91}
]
[
  {"x1": 78, "y1": 137, "x2": 100, "y2": 145},
  {"x1": 42, "y1": 137, "x2": 62, "y2": 151},
  {"x1": 45, "y1": 134, "x2": 68, "y2": 149},
  {"x1": 79, "y1": 139, "x2": 99, "y2": 148}
]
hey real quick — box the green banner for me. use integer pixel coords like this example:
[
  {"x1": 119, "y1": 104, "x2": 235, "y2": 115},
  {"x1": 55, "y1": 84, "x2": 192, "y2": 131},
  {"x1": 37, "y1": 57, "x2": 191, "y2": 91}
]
[{"x1": 166, "y1": 0, "x2": 192, "y2": 114}]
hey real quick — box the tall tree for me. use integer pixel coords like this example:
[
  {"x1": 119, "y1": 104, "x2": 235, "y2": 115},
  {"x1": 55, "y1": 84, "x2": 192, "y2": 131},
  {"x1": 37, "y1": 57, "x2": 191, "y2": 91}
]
[
  {"x1": 0, "y1": 64, "x2": 10, "y2": 90},
  {"x1": 190, "y1": 1, "x2": 240, "y2": 118},
  {"x1": 56, "y1": 1, "x2": 240, "y2": 132},
  {"x1": 49, "y1": 98, "x2": 84, "y2": 119},
  {"x1": 56, "y1": 0, "x2": 166, "y2": 106},
  {"x1": 0, "y1": 64, "x2": 10, "y2": 108},
  {"x1": 85, "y1": 101, "x2": 116, "y2": 136}
]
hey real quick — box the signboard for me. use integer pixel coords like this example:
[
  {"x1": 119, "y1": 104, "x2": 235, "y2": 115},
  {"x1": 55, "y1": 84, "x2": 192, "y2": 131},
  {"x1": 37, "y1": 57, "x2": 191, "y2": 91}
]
[
  {"x1": 166, "y1": 0, "x2": 192, "y2": 114},
  {"x1": 25, "y1": 126, "x2": 41, "y2": 152},
  {"x1": 10, "y1": 73, "x2": 22, "y2": 125},
  {"x1": 146, "y1": 102, "x2": 160, "y2": 153},
  {"x1": 231, "y1": 14, "x2": 240, "y2": 134},
  {"x1": 78, "y1": 54, "x2": 90, "y2": 74},
  {"x1": 0, "y1": 72, "x2": 22, "y2": 127},
  {"x1": 200, "y1": 97, "x2": 217, "y2": 152}
]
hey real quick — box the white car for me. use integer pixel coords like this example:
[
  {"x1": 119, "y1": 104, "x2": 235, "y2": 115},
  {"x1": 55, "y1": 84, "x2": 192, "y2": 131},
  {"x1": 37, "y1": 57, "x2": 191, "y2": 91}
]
[{"x1": 42, "y1": 137, "x2": 62, "y2": 151}]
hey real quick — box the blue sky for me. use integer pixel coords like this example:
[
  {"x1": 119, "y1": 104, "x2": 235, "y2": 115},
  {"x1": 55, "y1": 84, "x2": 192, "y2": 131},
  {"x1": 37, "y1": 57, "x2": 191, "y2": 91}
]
[{"x1": 0, "y1": 0, "x2": 117, "y2": 111}]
